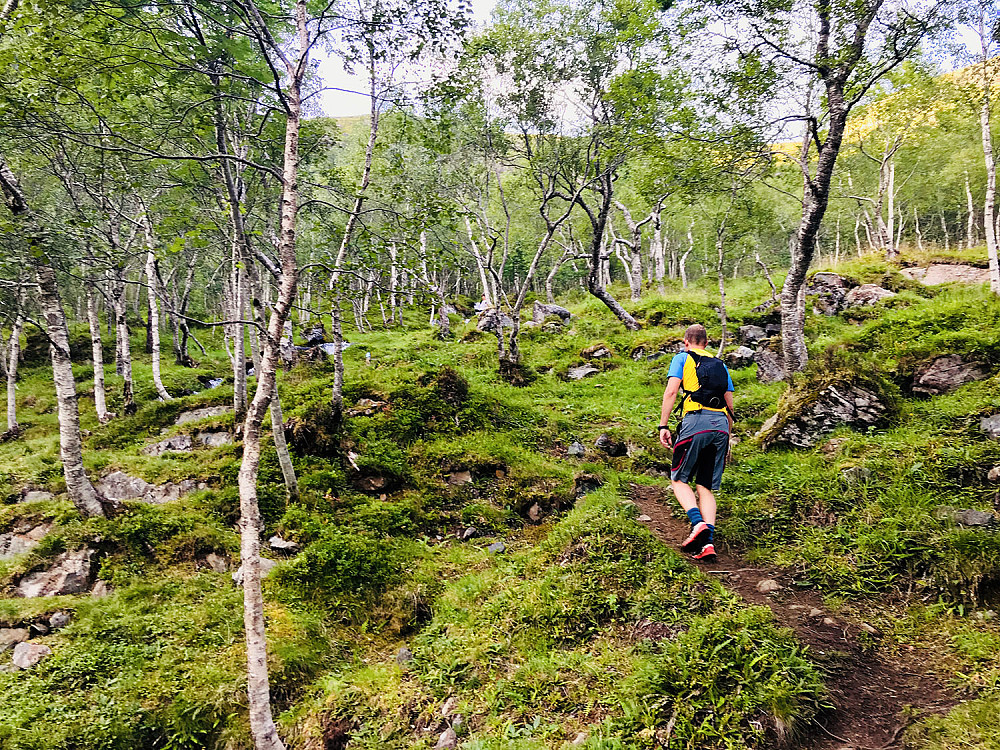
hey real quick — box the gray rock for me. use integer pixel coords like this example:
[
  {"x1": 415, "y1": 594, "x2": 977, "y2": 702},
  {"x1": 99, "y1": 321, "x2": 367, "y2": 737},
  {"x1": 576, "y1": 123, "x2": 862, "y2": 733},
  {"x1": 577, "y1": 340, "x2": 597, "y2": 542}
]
[
  {"x1": 646, "y1": 351, "x2": 667, "y2": 362},
  {"x1": 195, "y1": 431, "x2": 233, "y2": 448},
  {"x1": 567, "y1": 365, "x2": 600, "y2": 380},
  {"x1": 738, "y1": 325, "x2": 767, "y2": 345},
  {"x1": 435, "y1": 728, "x2": 458, "y2": 749},
  {"x1": 96, "y1": 471, "x2": 208, "y2": 505},
  {"x1": 843, "y1": 284, "x2": 896, "y2": 308},
  {"x1": 532, "y1": 301, "x2": 572, "y2": 325},
  {"x1": 345, "y1": 399, "x2": 389, "y2": 418},
  {"x1": 756, "y1": 579, "x2": 781, "y2": 594},
  {"x1": 91, "y1": 580, "x2": 111, "y2": 598},
  {"x1": 988, "y1": 466, "x2": 1000, "y2": 482},
  {"x1": 48, "y1": 611, "x2": 71, "y2": 630},
  {"x1": 232, "y1": 557, "x2": 279, "y2": 587},
  {"x1": 487, "y1": 541, "x2": 506, "y2": 554},
  {"x1": 527, "y1": 503, "x2": 542, "y2": 522},
  {"x1": 0, "y1": 627, "x2": 30, "y2": 652},
  {"x1": 822, "y1": 617, "x2": 838, "y2": 627},
  {"x1": 595, "y1": 433, "x2": 628, "y2": 457},
  {"x1": 11, "y1": 642, "x2": 51, "y2": 670},
  {"x1": 765, "y1": 323, "x2": 782, "y2": 336},
  {"x1": 353, "y1": 475, "x2": 388, "y2": 493},
  {"x1": 268, "y1": 535, "x2": 299, "y2": 552},
  {"x1": 477, "y1": 309, "x2": 515, "y2": 335},
  {"x1": 753, "y1": 349, "x2": 784, "y2": 384},
  {"x1": 175, "y1": 405, "x2": 230, "y2": 425},
  {"x1": 461, "y1": 527, "x2": 477, "y2": 541},
  {"x1": 29, "y1": 622, "x2": 49, "y2": 636},
  {"x1": 573, "y1": 474, "x2": 603, "y2": 498},
  {"x1": 302, "y1": 323, "x2": 327, "y2": 346},
  {"x1": 903, "y1": 263, "x2": 991, "y2": 285},
  {"x1": 0, "y1": 522, "x2": 52, "y2": 560},
  {"x1": 567, "y1": 441, "x2": 586, "y2": 457},
  {"x1": 726, "y1": 346, "x2": 756, "y2": 370},
  {"x1": 840, "y1": 466, "x2": 872, "y2": 486},
  {"x1": 954, "y1": 509, "x2": 996, "y2": 527},
  {"x1": 757, "y1": 382, "x2": 888, "y2": 449},
  {"x1": 441, "y1": 696, "x2": 459, "y2": 717},
  {"x1": 582, "y1": 345, "x2": 613, "y2": 360},
  {"x1": 807, "y1": 272, "x2": 850, "y2": 315},
  {"x1": 396, "y1": 646, "x2": 414, "y2": 665},
  {"x1": 981, "y1": 414, "x2": 1000, "y2": 441},
  {"x1": 447, "y1": 470, "x2": 473, "y2": 486},
  {"x1": 21, "y1": 490, "x2": 54, "y2": 503},
  {"x1": 637, "y1": 514, "x2": 652, "y2": 522},
  {"x1": 808, "y1": 608, "x2": 823, "y2": 618},
  {"x1": 572, "y1": 732, "x2": 589, "y2": 746},
  {"x1": 912, "y1": 355, "x2": 989, "y2": 396},
  {"x1": 18, "y1": 548, "x2": 95, "y2": 598},
  {"x1": 142, "y1": 434, "x2": 194, "y2": 455},
  {"x1": 199, "y1": 553, "x2": 228, "y2": 573}
]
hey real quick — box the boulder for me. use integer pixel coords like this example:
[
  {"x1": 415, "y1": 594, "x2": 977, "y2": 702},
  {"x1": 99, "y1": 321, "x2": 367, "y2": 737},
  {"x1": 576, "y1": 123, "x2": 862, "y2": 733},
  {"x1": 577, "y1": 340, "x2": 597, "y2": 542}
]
[
  {"x1": 21, "y1": 489, "x2": 54, "y2": 503},
  {"x1": 91, "y1": 580, "x2": 111, "y2": 598},
  {"x1": 757, "y1": 382, "x2": 888, "y2": 449},
  {"x1": 142, "y1": 434, "x2": 194, "y2": 456},
  {"x1": 353, "y1": 475, "x2": 388, "y2": 493},
  {"x1": 532, "y1": 301, "x2": 572, "y2": 325},
  {"x1": 96, "y1": 471, "x2": 208, "y2": 505},
  {"x1": 738, "y1": 325, "x2": 767, "y2": 345},
  {"x1": 981, "y1": 414, "x2": 1000, "y2": 441},
  {"x1": 595, "y1": 433, "x2": 628, "y2": 457},
  {"x1": 346, "y1": 399, "x2": 389, "y2": 418},
  {"x1": 232, "y1": 557, "x2": 279, "y2": 587},
  {"x1": 18, "y1": 548, "x2": 95, "y2": 598},
  {"x1": 843, "y1": 284, "x2": 896, "y2": 308},
  {"x1": 988, "y1": 466, "x2": 1000, "y2": 482},
  {"x1": 566, "y1": 441, "x2": 586, "y2": 457},
  {"x1": 447, "y1": 470, "x2": 473, "y2": 486},
  {"x1": 0, "y1": 522, "x2": 52, "y2": 560},
  {"x1": 487, "y1": 541, "x2": 506, "y2": 554},
  {"x1": 903, "y1": 263, "x2": 991, "y2": 285},
  {"x1": 753, "y1": 349, "x2": 785, "y2": 384},
  {"x1": 195, "y1": 431, "x2": 232, "y2": 448},
  {"x1": 175, "y1": 405, "x2": 230, "y2": 425},
  {"x1": 302, "y1": 323, "x2": 327, "y2": 346},
  {"x1": 11, "y1": 642, "x2": 51, "y2": 670},
  {"x1": 48, "y1": 611, "x2": 71, "y2": 631},
  {"x1": 581, "y1": 344, "x2": 614, "y2": 360},
  {"x1": 198, "y1": 553, "x2": 228, "y2": 573},
  {"x1": 0, "y1": 627, "x2": 29, "y2": 652},
  {"x1": 912, "y1": 355, "x2": 989, "y2": 396},
  {"x1": 567, "y1": 365, "x2": 600, "y2": 381},
  {"x1": 268, "y1": 535, "x2": 299, "y2": 552},
  {"x1": 725, "y1": 346, "x2": 756, "y2": 370},
  {"x1": 477, "y1": 309, "x2": 515, "y2": 335},
  {"x1": 440, "y1": 696, "x2": 459, "y2": 717},
  {"x1": 807, "y1": 272, "x2": 850, "y2": 315}
]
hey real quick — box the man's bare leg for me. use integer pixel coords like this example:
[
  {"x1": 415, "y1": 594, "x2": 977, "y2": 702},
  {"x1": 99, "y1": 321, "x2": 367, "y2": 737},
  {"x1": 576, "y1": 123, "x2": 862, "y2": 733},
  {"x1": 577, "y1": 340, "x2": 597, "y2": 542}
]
[
  {"x1": 671, "y1": 480, "x2": 698, "y2": 512},
  {"x1": 695, "y1": 485, "x2": 716, "y2": 525}
]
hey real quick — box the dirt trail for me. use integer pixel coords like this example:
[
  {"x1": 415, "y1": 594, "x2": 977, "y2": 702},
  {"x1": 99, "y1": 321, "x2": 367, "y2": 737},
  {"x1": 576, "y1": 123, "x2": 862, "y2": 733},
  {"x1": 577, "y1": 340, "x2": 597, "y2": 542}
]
[{"x1": 630, "y1": 483, "x2": 954, "y2": 750}]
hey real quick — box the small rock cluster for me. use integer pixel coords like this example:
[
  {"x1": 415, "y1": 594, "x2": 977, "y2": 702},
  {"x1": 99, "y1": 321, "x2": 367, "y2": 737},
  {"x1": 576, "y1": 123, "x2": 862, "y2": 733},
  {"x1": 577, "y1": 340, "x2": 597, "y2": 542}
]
[
  {"x1": 96, "y1": 471, "x2": 209, "y2": 505},
  {"x1": 757, "y1": 382, "x2": 888, "y2": 449},
  {"x1": 806, "y1": 272, "x2": 896, "y2": 316}
]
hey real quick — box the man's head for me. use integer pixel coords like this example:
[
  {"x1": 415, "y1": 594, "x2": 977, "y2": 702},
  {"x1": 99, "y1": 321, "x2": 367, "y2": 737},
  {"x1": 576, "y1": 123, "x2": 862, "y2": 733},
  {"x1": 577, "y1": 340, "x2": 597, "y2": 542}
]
[{"x1": 683, "y1": 324, "x2": 708, "y2": 350}]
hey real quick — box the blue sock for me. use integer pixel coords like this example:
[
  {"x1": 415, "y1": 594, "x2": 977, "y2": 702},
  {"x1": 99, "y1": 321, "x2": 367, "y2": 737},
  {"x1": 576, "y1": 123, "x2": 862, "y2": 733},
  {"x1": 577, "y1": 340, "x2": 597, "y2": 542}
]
[
  {"x1": 707, "y1": 524, "x2": 715, "y2": 542},
  {"x1": 686, "y1": 508, "x2": 704, "y2": 527}
]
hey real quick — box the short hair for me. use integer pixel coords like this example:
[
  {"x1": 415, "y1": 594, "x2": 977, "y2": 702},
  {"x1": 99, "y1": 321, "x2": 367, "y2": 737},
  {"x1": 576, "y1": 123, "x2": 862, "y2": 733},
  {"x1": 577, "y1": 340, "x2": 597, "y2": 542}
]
[{"x1": 684, "y1": 324, "x2": 708, "y2": 346}]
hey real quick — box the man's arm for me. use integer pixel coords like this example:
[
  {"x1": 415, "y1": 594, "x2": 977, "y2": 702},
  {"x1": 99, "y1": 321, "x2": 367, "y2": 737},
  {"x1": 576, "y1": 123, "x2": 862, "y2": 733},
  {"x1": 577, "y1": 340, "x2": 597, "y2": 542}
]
[
  {"x1": 724, "y1": 391, "x2": 735, "y2": 431},
  {"x1": 659, "y1": 377, "x2": 682, "y2": 448}
]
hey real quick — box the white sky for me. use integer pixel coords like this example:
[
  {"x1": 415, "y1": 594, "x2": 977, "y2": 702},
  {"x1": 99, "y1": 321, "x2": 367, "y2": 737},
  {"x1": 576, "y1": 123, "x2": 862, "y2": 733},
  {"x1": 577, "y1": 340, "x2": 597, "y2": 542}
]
[{"x1": 317, "y1": 0, "x2": 498, "y2": 117}]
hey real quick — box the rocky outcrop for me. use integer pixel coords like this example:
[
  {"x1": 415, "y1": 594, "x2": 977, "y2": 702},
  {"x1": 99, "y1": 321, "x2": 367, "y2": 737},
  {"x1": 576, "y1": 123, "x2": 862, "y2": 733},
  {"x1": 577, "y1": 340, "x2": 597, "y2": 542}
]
[
  {"x1": 532, "y1": 301, "x2": 572, "y2": 325},
  {"x1": 11, "y1": 642, "x2": 51, "y2": 670},
  {"x1": 0, "y1": 627, "x2": 29, "y2": 652},
  {"x1": 143, "y1": 434, "x2": 194, "y2": 455},
  {"x1": 757, "y1": 381, "x2": 889, "y2": 449},
  {"x1": 195, "y1": 431, "x2": 232, "y2": 448},
  {"x1": 807, "y1": 272, "x2": 850, "y2": 315},
  {"x1": 95, "y1": 471, "x2": 208, "y2": 505},
  {"x1": 843, "y1": 284, "x2": 896, "y2": 308},
  {"x1": 739, "y1": 325, "x2": 767, "y2": 345},
  {"x1": 20, "y1": 489, "x2": 54, "y2": 503},
  {"x1": 725, "y1": 346, "x2": 756, "y2": 370},
  {"x1": 175, "y1": 405, "x2": 230, "y2": 425},
  {"x1": 567, "y1": 365, "x2": 599, "y2": 380},
  {"x1": 754, "y1": 349, "x2": 785, "y2": 384},
  {"x1": 18, "y1": 548, "x2": 95, "y2": 598},
  {"x1": 902, "y1": 264, "x2": 991, "y2": 285},
  {"x1": 982, "y1": 414, "x2": 1000, "y2": 440},
  {"x1": 0, "y1": 522, "x2": 52, "y2": 560},
  {"x1": 581, "y1": 344, "x2": 614, "y2": 360},
  {"x1": 911, "y1": 355, "x2": 989, "y2": 396}
]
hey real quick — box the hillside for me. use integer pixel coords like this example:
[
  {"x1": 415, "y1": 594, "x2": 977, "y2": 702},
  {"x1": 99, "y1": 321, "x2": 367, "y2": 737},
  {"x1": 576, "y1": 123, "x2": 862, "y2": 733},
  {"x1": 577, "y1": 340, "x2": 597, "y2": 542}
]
[{"x1": 2, "y1": 252, "x2": 1000, "y2": 750}]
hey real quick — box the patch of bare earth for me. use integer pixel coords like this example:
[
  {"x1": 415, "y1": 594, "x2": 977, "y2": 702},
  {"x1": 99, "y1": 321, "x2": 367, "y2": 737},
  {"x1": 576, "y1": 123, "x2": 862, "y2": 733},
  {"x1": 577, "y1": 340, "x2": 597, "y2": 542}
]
[{"x1": 630, "y1": 483, "x2": 955, "y2": 750}]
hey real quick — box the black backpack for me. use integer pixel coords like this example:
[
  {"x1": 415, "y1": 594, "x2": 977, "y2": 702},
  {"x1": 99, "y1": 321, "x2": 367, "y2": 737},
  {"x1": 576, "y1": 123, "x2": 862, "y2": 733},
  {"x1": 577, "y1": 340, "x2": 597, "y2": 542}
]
[{"x1": 683, "y1": 351, "x2": 729, "y2": 410}]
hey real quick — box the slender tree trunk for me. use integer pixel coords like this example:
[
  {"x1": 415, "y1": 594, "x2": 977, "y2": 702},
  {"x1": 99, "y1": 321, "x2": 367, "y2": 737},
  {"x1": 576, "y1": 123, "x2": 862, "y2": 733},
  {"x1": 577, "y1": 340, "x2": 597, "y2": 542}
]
[
  {"x1": 142, "y1": 228, "x2": 171, "y2": 401},
  {"x1": 5, "y1": 309, "x2": 22, "y2": 435},
  {"x1": 966, "y1": 171, "x2": 977, "y2": 248},
  {"x1": 885, "y1": 160, "x2": 896, "y2": 259},
  {"x1": 940, "y1": 212, "x2": 950, "y2": 252},
  {"x1": 585, "y1": 177, "x2": 641, "y2": 330},
  {"x1": 111, "y1": 273, "x2": 135, "y2": 414},
  {"x1": 914, "y1": 207, "x2": 924, "y2": 252},
  {"x1": 331, "y1": 290, "x2": 345, "y2": 421},
  {"x1": 86, "y1": 286, "x2": 111, "y2": 423},
  {"x1": 716, "y1": 234, "x2": 728, "y2": 357},
  {"x1": 854, "y1": 215, "x2": 863, "y2": 256},
  {"x1": 981, "y1": 98, "x2": 1000, "y2": 293},
  {"x1": 681, "y1": 221, "x2": 694, "y2": 288},
  {"x1": 231, "y1": 240, "x2": 248, "y2": 423},
  {"x1": 237, "y1": 7, "x2": 308, "y2": 748},
  {"x1": 755, "y1": 252, "x2": 778, "y2": 302}
]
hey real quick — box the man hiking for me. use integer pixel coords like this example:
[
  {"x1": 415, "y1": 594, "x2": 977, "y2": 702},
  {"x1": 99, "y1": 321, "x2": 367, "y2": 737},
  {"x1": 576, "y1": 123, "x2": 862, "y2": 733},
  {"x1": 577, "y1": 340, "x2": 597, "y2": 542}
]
[{"x1": 658, "y1": 324, "x2": 734, "y2": 561}]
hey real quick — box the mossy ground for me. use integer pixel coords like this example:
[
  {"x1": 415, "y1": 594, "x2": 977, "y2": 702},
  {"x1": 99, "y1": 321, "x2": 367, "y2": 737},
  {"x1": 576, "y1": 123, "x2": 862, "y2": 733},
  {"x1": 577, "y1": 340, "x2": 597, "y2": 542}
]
[{"x1": 1, "y1": 250, "x2": 1000, "y2": 748}]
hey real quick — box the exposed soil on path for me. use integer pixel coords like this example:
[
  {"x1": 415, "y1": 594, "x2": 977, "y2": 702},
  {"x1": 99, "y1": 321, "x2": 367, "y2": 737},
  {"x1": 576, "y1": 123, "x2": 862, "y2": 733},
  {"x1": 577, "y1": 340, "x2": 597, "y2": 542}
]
[{"x1": 630, "y1": 483, "x2": 956, "y2": 750}]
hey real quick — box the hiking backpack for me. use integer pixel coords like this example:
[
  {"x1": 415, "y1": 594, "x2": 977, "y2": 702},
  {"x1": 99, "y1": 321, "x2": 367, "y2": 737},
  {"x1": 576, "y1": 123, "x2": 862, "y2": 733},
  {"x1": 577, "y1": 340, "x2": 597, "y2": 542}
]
[{"x1": 683, "y1": 351, "x2": 729, "y2": 411}]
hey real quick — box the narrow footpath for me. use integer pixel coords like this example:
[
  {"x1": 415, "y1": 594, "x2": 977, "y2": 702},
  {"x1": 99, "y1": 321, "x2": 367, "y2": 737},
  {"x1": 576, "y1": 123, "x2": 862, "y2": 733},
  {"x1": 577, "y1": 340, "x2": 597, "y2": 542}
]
[{"x1": 630, "y1": 483, "x2": 955, "y2": 750}]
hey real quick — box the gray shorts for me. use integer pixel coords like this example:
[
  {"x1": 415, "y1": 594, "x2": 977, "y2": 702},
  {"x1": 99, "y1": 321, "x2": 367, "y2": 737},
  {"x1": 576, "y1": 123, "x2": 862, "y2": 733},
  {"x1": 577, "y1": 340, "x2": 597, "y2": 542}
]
[{"x1": 670, "y1": 410, "x2": 730, "y2": 490}]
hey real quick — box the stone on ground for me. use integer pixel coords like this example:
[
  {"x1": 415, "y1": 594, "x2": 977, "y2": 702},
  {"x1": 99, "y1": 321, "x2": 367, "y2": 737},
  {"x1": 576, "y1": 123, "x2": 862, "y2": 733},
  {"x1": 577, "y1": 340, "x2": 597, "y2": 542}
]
[
  {"x1": 843, "y1": 284, "x2": 896, "y2": 308},
  {"x1": 532, "y1": 300, "x2": 571, "y2": 324},
  {"x1": 725, "y1": 346, "x2": 756, "y2": 369},
  {"x1": 487, "y1": 541, "x2": 506, "y2": 554},
  {"x1": 757, "y1": 382, "x2": 887, "y2": 449},
  {"x1": 912, "y1": 355, "x2": 989, "y2": 396},
  {"x1": 396, "y1": 646, "x2": 413, "y2": 665},
  {"x1": 902, "y1": 263, "x2": 991, "y2": 285},
  {"x1": 738, "y1": 325, "x2": 767, "y2": 345},
  {"x1": 175, "y1": 405, "x2": 230, "y2": 425},
  {"x1": 581, "y1": 344, "x2": 614, "y2": 360},
  {"x1": 753, "y1": 349, "x2": 784, "y2": 384},
  {"x1": 435, "y1": 728, "x2": 458, "y2": 749},
  {"x1": 18, "y1": 548, "x2": 95, "y2": 598},
  {"x1": 96, "y1": 471, "x2": 208, "y2": 505},
  {"x1": 0, "y1": 522, "x2": 52, "y2": 560},
  {"x1": 142, "y1": 434, "x2": 194, "y2": 455},
  {"x1": 0, "y1": 627, "x2": 29, "y2": 652},
  {"x1": 447, "y1": 470, "x2": 473, "y2": 486},
  {"x1": 11, "y1": 642, "x2": 51, "y2": 670},
  {"x1": 567, "y1": 440, "x2": 586, "y2": 457},
  {"x1": 807, "y1": 272, "x2": 850, "y2": 315},
  {"x1": 195, "y1": 431, "x2": 232, "y2": 448},
  {"x1": 595, "y1": 433, "x2": 628, "y2": 457},
  {"x1": 756, "y1": 579, "x2": 781, "y2": 594},
  {"x1": 268, "y1": 535, "x2": 299, "y2": 552},
  {"x1": 981, "y1": 414, "x2": 1000, "y2": 440},
  {"x1": 48, "y1": 611, "x2": 71, "y2": 630},
  {"x1": 567, "y1": 364, "x2": 600, "y2": 380},
  {"x1": 231, "y1": 557, "x2": 279, "y2": 587},
  {"x1": 21, "y1": 489, "x2": 54, "y2": 502}
]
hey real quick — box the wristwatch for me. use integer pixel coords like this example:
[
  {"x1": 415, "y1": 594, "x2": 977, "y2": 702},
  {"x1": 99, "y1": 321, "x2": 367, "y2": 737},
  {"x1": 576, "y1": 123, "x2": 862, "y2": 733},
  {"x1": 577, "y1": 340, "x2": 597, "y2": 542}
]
[{"x1": 658, "y1": 425, "x2": 670, "y2": 431}]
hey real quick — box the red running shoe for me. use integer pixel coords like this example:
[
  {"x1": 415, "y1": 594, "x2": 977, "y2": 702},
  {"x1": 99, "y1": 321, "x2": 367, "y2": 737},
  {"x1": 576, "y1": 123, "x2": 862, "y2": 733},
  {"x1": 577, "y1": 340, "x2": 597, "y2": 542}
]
[
  {"x1": 681, "y1": 521, "x2": 711, "y2": 553},
  {"x1": 692, "y1": 543, "x2": 717, "y2": 561}
]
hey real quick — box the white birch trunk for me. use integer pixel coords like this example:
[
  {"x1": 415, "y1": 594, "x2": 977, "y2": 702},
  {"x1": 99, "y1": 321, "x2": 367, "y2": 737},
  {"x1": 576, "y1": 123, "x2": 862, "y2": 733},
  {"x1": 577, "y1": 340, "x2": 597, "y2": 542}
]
[
  {"x1": 981, "y1": 98, "x2": 1000, "y2": 293},
  {"x1": 5, "y1": 311, "x2": 22, "y2": 435},
  {"x1": 966, "y1": 171, "x2": 977, "y2": 248},
  {"x1": 143, "y1": 235, "x2": 171, "y2": 401},
  {"x1": 86, "y1": 286, "x2": 111, "y2": 423}
]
